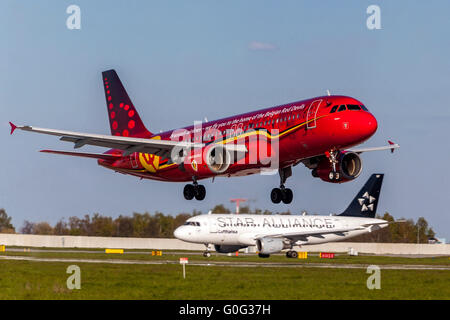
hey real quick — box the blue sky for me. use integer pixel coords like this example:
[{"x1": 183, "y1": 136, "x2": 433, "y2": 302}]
[{"x1": 1, "y1": 1, "x2": 449, "y2": 240}]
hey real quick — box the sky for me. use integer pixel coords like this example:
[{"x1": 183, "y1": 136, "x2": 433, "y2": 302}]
[{"x1": 1, "y1": 1, "x2": 449, "y2": 240}]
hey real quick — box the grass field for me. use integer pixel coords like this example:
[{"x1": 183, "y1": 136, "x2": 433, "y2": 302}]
[{"x1": 0, "y1": 249, "x2": 449, "y2": 299}]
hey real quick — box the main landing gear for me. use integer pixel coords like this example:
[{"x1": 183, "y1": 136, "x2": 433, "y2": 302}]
[
  {"x1": 183, "y1": 180, "x2": 206, "y2": 201},
  {"x1": 286, "y1": 250, "x2": 298, "y2": 258},
  {"x1": 271, "y1": 166, "x2": 293, "y2": 204}
]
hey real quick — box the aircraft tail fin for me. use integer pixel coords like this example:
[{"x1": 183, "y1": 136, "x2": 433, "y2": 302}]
[
  {"x1": 102, "y1": 69, "x2": 152, "y2": 138},
  {"x1": 339, "y1": 174, "x2": 384, "y2": 218}
]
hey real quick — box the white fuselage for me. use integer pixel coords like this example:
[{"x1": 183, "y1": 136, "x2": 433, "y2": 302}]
[{"x1": 173, "y1": 214, "x2": 387, "y2": 247}]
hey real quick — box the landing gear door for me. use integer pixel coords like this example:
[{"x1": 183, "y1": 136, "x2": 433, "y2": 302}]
[
  {"x1": 306, "y1": 99, "x2": 322, "y2": 129},
  {"x1": 130, "y1": 152, "x2": 138, "y2": 168}
]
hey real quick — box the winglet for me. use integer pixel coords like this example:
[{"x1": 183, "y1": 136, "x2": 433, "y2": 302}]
[
  {"x1": 388, "y1": 140, "x2": 396, "y2": 153},
  {"x1": 9, "y1": 122, "x2": 17, "y2": 135}
]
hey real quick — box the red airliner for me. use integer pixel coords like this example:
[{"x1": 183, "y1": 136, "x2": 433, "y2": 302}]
[{"x1": 9, "y1": 70, "x2": 399, "y2": 203}]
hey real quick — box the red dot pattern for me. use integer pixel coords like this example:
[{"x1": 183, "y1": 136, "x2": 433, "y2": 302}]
[{"x1": 105, "y1": 76, "x2": 140, "y2": 137}]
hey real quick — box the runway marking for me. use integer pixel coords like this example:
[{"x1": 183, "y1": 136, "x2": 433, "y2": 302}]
[{"x1": 1, "y1": 255, "x2": 449, "y2": 271}]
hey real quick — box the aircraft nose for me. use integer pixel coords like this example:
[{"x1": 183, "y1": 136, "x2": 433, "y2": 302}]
[
  {"x1": 365, "y1": 112, "x2": 378, "y2": 137},
  {"x1": 174, "y1": 226, "x2": 187, "y2": 240},
  {"x1": 353, "y1": 111, "x2": 377, "y2": 140}
]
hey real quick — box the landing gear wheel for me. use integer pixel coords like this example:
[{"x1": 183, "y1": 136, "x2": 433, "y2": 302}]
[
  {"x1": 281, "y1": 188, "x2": 293, "y2": 204},
  {"x1": 271, "y1": 188, "x2": 282, "y2": 204},
  {"x1": 329, "y1": 171, "x2": 340, "y2": 181},
  {"x1": 203, "y1": 251, "x2": 211, "y2": 258},
  {"x1": 194, "y1": 185, "x2": 206, "y2": 201},
  {"x1": 183, "y1": 184, "x2": 195, "y2": 200},
  {"x1": 286, "y1": 250, "x2": 298, "y2": 258}
]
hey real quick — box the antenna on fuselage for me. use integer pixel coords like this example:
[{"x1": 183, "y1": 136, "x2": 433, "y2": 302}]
[{"x1": 326, "y1": 89, "x2": 331, "y2": 96}]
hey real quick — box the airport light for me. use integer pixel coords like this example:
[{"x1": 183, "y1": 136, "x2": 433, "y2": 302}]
[{"x1": 230, "y1": 198, "x2": 247, "y2": 214}]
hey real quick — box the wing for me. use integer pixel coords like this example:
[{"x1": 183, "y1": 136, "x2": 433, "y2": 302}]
[
  {"x1": 347, "y1": 140, "x2": 400, "y2": 154},
  {"x1": 10, "y1": 123, "x2": 196, "y2": 159},
  {"x1": 254, "y1": 227, "x2": 365, "y2": 242},
  {"x1": 10, "y1": 122, "x2": 247, "y2": 160},
  {"x1": 254, "y1": 220, "x2": 400, "y2": 243}
]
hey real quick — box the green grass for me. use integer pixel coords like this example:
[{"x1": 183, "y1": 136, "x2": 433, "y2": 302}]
[{"x1": 0, "y1": 259, "x2": 448, "y2": 299}]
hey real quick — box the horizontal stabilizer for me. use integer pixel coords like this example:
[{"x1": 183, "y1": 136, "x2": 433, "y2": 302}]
[{"x1": 40, "y1": 150, "x2": 121, "y2": 162}]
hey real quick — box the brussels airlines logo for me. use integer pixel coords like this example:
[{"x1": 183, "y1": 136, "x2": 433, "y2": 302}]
[{"x1": 358, "y1": 191, "x2": 376, "y2": 212}]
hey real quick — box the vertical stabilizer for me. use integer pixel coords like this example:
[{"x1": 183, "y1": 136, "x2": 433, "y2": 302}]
[
  {"x1": 339, "y1": 174, "x2": 384, "y2": 218},
  {"x1": 102, "y1": 70, "x2": 152, "y2": 138}
]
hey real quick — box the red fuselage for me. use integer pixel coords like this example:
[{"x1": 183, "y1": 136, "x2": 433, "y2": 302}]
[{"x1": 97, "y1": 95, "x2": 377, "y2": 182}]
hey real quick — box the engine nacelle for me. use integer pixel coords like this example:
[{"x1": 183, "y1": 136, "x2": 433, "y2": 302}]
[
  {"x1": 256, "y1": 237, "x2": 289, "y2": 254},
  {"x1": 183, "y1": 145, "x2": 232, "y2": 177},
  {"x1": 214, "y1": 245, "x2": 247, "y2": 253},
  {"x1": 312, "y1": 152, "x2": 362, "y2": 183}
]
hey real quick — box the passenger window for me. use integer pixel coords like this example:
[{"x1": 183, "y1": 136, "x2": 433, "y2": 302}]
[
  {"x1": 338, "y1": 105, "x2": 347, "y2": 112},
  {"x1": 330, "y1": 105, "x2": 338, "y2": 113}
]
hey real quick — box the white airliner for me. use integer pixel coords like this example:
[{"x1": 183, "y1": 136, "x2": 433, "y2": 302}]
[{"x1": 174, "y1": 174, "x2": 392, "y2": 258}]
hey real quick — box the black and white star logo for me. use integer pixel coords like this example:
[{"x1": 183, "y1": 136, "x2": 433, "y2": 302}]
[{"x1": 358, "y1": 191, "x2": 376, "y2": 212}]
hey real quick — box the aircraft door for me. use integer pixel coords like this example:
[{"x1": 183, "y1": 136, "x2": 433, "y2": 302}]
[{"x1": 306, "y1": 99, "x2": 322, "y2": 129}]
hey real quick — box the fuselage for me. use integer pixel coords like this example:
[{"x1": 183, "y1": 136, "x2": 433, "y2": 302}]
[
  {"x1": 97, "y1": 95, "x2": 377, "y2": 182},
  {"x1": 174, "y1": 214, "x2": 387, "y2": 247}
]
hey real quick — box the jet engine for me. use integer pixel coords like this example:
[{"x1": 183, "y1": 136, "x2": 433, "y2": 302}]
[
  {"x1": 312, "y1": 152, "x2": 362, "y2": 183},
  {"x1": 256, "y1": 237, "x2": 290, "y2": 254},
  {"x1": 183, "y1": 144, "x2": 232, "y2": 177},
  {"x1": 214, "y1": 245, "x2": 247, "y2": 253}
]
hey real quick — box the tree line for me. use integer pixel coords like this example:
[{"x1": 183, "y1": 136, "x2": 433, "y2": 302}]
[{"x1": 0, "y1": 206, "x2": 436, "y2": 243}]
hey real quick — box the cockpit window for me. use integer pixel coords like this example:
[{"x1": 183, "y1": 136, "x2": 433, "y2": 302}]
[
  {"x1": 330, "y1": 105, "x2": 338, "y2": 113},
  {"x1": 347, "y1": 104, "x2": 361, "y2": 111},
  {"x1": 184, "y1": 221, "x2": 200, "y2": 226},
  {"x1": 337, "y1": 105, "x2": 347, "y2": 112},
  {"x1": 360, "y1": 105, "x2": 368, "y2": 111}
]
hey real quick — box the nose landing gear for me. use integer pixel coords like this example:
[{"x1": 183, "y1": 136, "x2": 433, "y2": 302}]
[
  {"x1": 203, "y1": 244, "x2": 211, "y2": 258},
  {"x1": 326, "y1": 149, "x2": 340, "y2": 181}
]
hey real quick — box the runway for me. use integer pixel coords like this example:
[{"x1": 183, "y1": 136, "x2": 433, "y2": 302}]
[{"x1": 1, "y1": 255, "x2": 449, "y2": 271}]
